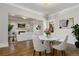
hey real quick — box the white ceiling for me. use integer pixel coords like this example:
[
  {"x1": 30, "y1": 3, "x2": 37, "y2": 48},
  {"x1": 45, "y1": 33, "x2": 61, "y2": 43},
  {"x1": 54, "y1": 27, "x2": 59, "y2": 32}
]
[{"x1": 13, "y1": 3, "x2": 79, "y2": 15}]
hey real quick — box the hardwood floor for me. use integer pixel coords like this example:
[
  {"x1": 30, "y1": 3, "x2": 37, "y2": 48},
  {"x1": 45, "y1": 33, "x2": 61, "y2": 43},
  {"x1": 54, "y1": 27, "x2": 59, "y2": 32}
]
[
  {"x1": 0, "y1": 41, "x2": 79, "y2": 56},
  {"x1": 0, "y1": 41, "x2": 33, "y2": 56}
]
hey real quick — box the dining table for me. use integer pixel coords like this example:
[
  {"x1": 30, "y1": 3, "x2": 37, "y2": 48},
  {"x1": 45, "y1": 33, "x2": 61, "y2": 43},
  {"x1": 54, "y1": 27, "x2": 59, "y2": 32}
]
[
  {"x1": 39, "y1": 34, "x2": 60, "y2": 41},
  {"x1": 39, "y1": 34, "x2": 61, "y2": 54}
]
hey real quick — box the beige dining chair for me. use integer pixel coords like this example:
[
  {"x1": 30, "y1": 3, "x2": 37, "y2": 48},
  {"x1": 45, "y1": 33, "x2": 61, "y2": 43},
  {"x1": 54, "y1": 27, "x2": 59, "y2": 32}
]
[
  {"x1": 32, "y1": 35, "x2": 47, "y2": 56},
  {"x1": 52, "y1": 35, "x2": 68, "y2": 56}
]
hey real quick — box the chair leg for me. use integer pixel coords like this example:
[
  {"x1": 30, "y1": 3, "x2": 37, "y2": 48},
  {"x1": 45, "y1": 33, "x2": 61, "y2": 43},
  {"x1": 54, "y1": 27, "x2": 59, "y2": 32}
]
[
  {"x1": 61, "y1": 51, "x2": 65, "y2": 56},
  {"x1": 55, "y1": 49, "x2": 57, "y2": 56},
  {"x1": 39, "y1": 52, "x2": 41, "y2": 56},
  {"x1": 63, "y1": 51, "x2": 65, "y2": 56},
  {"x1": 45, "y1": 50, "x2": 47, "y2": 56},
  {"x1": 52, "y1": 48, "x2": 55, "y2": 56},
  {"x1": 33, "y1": 50, "x2": 35, "y2": 56},
  {"x1": 55, "y1": 49, "x2": 58, "y2": 56}
]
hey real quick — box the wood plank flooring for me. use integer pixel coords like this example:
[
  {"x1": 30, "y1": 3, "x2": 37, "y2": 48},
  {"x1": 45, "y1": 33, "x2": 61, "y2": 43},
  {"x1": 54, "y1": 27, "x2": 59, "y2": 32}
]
[{"x1": 0, "y1": 41, "x2": 79, "y2": 56}]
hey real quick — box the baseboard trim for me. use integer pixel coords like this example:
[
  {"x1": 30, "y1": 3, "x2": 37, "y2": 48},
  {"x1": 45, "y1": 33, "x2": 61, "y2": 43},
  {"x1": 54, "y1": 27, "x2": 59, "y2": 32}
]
[{"x1": 0, "y1": 43, "x2": 8, "y2": 48}]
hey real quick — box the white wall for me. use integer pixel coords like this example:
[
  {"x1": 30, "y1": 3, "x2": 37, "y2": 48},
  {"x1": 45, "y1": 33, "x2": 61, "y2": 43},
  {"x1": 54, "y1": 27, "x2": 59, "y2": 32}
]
[
  {"x1": 0, "y1": 4, "x2": 8, "y2": 48},
  {"x1": 51, "y1": 5, "x2": 79, "y2": 44}
]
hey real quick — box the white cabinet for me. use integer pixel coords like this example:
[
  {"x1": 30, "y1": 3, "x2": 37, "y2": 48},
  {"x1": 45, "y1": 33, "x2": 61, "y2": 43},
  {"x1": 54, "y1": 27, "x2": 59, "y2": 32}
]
[{"x1": 17, "y1": 32, "x2": 33, "y2": 41}]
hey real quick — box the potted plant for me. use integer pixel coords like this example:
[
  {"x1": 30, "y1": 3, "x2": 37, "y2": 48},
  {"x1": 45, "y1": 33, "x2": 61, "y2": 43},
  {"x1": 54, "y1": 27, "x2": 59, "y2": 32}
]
[
  {"x1": 8, "y1": 24, "x2": 13, "y2": 34},
  {"x1": 71, "y1": 24, "x2": 79, "y2": 48}
]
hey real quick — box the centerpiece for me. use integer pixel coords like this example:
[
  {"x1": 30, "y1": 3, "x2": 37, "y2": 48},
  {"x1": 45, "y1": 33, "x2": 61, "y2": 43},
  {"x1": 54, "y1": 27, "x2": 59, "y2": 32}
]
[
  {"x1": 44, "y1": 22, "x2": 54, "y2": 37},
  {"x1": 44, "y1": 28, "x2": 51, "y2": 37}
]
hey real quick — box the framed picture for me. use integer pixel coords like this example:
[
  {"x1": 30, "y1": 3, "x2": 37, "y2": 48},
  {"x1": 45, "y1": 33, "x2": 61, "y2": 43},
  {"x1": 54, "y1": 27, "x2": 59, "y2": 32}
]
[
  {"x1": 18, "y1": 23, "x2": 26, "y2": 28},
  {"x1": 59, "y1": 17, "x2": 74, "y2": 29}
]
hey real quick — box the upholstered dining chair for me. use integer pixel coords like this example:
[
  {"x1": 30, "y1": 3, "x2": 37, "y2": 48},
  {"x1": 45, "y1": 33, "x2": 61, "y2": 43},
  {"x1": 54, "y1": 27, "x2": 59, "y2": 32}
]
[
  {"x1": 52, "y1": 35, "x2": 68, "y2": 56},
  {"x1": 32, "y1": 35, "x2": 47, "y2": 56}
]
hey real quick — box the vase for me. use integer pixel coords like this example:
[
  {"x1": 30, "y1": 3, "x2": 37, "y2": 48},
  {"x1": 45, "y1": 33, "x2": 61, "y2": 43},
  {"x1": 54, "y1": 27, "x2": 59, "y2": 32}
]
[{"x1": 46, "y1": 34, "x2": 50, "y2": 38}]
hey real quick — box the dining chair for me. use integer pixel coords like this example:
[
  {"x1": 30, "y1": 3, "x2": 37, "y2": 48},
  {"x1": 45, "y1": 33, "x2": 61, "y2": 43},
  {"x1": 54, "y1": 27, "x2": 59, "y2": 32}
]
[
  {"x1": 32, "y1": 35, "x2": 47, "y2": 56},
  {"x1": 52, "y1": 35, "x2": 68, "y2": 56}
]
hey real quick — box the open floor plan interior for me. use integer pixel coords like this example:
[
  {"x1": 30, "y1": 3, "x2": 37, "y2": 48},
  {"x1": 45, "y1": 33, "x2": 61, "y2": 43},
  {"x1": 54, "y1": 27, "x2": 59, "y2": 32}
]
[{"x1": 0, "y1": 3, "x2": 79, "y2": 56}]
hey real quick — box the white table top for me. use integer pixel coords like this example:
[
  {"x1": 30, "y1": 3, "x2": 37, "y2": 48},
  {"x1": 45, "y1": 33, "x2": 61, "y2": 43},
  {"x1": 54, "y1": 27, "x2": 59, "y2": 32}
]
[{"x1": 39, "y1": 35, "x2": 60, "y2": 41}]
